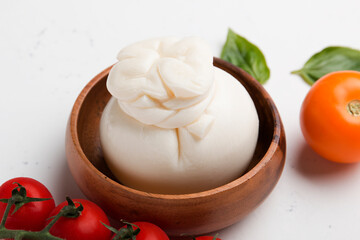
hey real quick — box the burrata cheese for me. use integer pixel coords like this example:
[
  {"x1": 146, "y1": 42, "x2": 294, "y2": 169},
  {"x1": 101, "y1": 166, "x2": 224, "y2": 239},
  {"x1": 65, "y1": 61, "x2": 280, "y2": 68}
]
[{"x1": 100, "y1": 37, "x2": 259, "y2": 194}]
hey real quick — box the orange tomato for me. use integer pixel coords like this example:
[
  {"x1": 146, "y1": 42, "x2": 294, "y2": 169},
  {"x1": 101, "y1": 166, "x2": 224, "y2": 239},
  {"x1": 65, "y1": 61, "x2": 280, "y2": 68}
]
[{"x1": 300, "y1": 71, "x2": 360, "y2": 163}]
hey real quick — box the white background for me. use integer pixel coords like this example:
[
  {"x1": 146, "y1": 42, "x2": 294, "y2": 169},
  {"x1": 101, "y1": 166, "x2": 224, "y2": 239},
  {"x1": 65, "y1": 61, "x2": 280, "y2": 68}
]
[{"x1": 1, "y1": 0, "x2": 360, "y2": 239}]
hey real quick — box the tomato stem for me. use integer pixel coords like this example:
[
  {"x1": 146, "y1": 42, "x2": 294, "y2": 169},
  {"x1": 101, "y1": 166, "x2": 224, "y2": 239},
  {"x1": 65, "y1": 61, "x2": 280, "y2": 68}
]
[
  {"x1": 347, "y1": 100, "x2": 360, "y2": 117},
  {"x1": 0, "y1": 226, "x2": 64, "y2": 240},
  {"x1": 103, "y1": 221, "x2": 140, "y2": 240},
  {"x1": 0, "y1": 198, "x2": 13, "y2": 228},
  {"x1": 41, "y1": 209, "x2": 64, "y2": 233},
  {"x1": 0, "y1": 184, "x2": 71, "y2": 240}
]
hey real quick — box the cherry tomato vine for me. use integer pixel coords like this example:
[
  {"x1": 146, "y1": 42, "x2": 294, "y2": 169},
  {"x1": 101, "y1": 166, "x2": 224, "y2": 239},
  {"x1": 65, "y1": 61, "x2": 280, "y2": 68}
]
[
  {"x1": 0, "y1": 178, "x2": 221, "y2": 240},
  {"x1": 0, "y1": 182, "x2": 66, "y2": 240}
]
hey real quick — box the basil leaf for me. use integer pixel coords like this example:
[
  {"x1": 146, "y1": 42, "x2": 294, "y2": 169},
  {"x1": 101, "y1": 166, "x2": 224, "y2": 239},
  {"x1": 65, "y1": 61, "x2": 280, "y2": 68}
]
[
  {"x1": 292, "y1": 46, "x2": 360, "y2": 85},
  {"x1": 221, "y1": 29, "x2": 270, "y2": 84}
]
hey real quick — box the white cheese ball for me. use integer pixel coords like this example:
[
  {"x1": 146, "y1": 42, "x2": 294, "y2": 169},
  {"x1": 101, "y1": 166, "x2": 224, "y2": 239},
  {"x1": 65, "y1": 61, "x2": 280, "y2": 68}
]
[
  {"x1": 106, "y1": 37, "x2": 215, "y2": 134},
  {"x1": 100, "y1": 66, "x2": 259, "y2": 194}
]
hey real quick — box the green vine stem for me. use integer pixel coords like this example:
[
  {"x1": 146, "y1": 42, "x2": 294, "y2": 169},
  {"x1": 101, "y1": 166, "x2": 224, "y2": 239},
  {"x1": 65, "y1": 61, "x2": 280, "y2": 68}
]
[
  {"x1": 191, "y1": 233, "x2": 219, "y2": 240},
  {"x1": 0, "y1": 196, "x2": 62, "y2": 239},
  {"x1": 0, "y1": 184, "x2": 84, "y2": 240},
  {"x1": 0, "y1": 197, "x2": 13, "y2": 228},
  {"x1": 103, "y1": 221, "x2": 140, "y2": 240}
]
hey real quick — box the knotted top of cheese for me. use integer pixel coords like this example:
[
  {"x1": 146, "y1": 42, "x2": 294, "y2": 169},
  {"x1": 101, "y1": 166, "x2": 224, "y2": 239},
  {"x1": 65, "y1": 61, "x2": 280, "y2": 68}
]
[{"x1": 107, "y1": 37, "x2": 215, "y2": 138}]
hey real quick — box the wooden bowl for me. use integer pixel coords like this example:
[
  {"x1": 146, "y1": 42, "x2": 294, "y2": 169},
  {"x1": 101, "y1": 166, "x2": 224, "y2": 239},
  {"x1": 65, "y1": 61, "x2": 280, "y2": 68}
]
[{"x1": 66, "y1": 57, "x2": 286, "y2": 237}]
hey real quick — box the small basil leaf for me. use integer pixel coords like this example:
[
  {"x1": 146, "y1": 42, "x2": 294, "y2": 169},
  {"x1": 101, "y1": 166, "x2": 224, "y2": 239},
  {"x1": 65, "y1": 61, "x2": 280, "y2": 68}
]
[
  {"x1": 221, "y1": 29, "x2": 270, "y2": 84},
  {"x1": 292, "y1": 46, "x2": 360, "y2": 85}
]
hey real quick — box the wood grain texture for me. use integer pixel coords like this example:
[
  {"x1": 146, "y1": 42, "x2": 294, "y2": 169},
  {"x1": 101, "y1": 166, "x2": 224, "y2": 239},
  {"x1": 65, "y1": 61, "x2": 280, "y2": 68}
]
[{"x1": 65, "y1": 58, "x2": 286, "y2": 238}]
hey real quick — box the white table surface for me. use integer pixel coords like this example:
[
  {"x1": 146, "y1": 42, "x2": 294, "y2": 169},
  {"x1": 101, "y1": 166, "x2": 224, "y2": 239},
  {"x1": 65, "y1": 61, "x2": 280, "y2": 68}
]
[{"x1": 1, "y1": 0, "x2": 360, "y2": 239}]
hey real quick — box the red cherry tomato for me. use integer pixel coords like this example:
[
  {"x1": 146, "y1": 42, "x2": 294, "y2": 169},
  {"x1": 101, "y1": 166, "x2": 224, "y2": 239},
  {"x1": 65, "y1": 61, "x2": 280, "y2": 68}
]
[
  {"x1": 47, "y1": 199, "x2": 112, "y2": 240},
  {"x1": 112, "y1": 222, "x2": 169, "y2": 240},
  {"x1": 300, "y1": 71, "x2": 360, "y2": 163},
  {"x1": 0, "y1": 177, "x2": 55, "y2": 231},
  {"x1": 195, "y1": 236, "x2": 222, "y2": 240}
]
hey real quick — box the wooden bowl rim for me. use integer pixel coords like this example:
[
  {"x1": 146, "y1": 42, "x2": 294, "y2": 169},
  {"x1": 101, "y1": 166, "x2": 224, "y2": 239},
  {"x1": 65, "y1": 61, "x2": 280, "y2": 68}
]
[{"x1": 69, "y1": 57, "x2": 282, "y2": 200}]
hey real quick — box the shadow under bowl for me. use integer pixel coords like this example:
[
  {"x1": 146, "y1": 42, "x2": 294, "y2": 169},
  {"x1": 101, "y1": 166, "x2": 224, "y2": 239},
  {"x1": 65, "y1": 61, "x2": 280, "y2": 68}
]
[{"x1": 65, "y1": 57, "x2": 286, "y2": 237}]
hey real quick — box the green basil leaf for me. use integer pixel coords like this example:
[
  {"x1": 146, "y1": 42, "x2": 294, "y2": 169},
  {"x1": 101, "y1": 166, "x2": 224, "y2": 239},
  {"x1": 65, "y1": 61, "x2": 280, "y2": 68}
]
[
  {"x1": 292, "y1": 46, "x2": 360, "y2": 85},
  {"x1": 221, "y1": 29, "x2": 270, "y2": 84}
]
